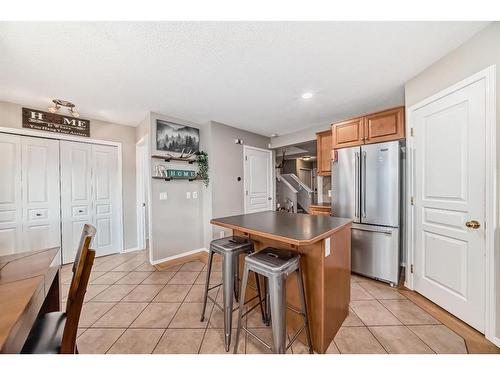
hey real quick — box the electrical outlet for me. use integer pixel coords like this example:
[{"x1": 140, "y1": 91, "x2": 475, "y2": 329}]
[
  {"x1": 192, "y1": 191, "x2": 198, "y2": 199},
  {"x1": 159, "y1": 192, "x2": 168, "y2": 200},
  {"x1": 219, "y1": 230, "x2": 225, "y2": 239},
  {"x1": 328, "y1": 190, "x2": 332, "y2": 198},
  {"x1": 324, "y1": 237, "x2": 331, "y2": 257},
  {"x1": 186, "y1": 192, "x2": 191, "y2": 199}
]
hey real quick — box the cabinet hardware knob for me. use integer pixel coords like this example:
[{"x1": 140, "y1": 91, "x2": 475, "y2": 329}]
[{"x1": 465, "y1": 220, "x2": 480, "y2": 229}]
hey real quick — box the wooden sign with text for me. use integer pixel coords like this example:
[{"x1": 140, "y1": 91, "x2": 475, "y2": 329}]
[{"x1": 22, "y1": 107, "x2": 90, "y2": 137}]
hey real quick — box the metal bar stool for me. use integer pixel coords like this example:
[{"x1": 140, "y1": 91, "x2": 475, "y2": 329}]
[
  {"x1": 233, "y1": 247, "x2": 313, "y2": 354},
  {"x1": 200, "y1": 236, "x2": 267, "y2": 352}
]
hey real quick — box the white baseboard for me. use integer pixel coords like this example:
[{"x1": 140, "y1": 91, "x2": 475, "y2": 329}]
[
  {"x1": 151, "y1": 247, "x2": 208, "y2": 265},
  {"x1": 122, "y1": 247, "x2": 144, "y2": 253},
  {"x1": 486, "y1": 334, "x2": 500, "y2": 348}
]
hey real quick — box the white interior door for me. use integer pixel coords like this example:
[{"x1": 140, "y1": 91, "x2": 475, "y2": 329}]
[
  {"x1": 0, "y1": 134, "x2": 22, "y2": 255},
  {"x1": 21, "y1": 137, "x2": 61, "y2": 252},
  {"x1": 244, "y1": 146, "x2": 273, "y2": 213},
  {"x1": 61, "y1": 141, "x2": 92, "y2": 263},
  {"x1": 412, "y1": 78, "x2": 486, "y2": 332},
  {"x1": 92, "y1": 144, "x2": 120, "y2": 257}
]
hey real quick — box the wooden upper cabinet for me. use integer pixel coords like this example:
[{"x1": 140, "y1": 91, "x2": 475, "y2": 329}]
[
  {"x1": 364, "y1": 107, "x2": 405, "y2": 144},
  {"x1": 316, "y1": 130, "x2": 332, "y2": 176},
  {"x1": 331, "y1": 117, "x2": 364, "y2": 149},
  {"x1": 331, "y1": 106, "x2": 405, "y2": 149}
]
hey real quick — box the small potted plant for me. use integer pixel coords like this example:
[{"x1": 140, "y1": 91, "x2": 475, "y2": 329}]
[{"x1": 196, "y1": 151, "x2": 209, "y2": 187}]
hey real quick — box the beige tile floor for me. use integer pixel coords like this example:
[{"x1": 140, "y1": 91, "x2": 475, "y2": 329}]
[{"x1": 62, "y1": 249, "x2": 469, "y2": 354}]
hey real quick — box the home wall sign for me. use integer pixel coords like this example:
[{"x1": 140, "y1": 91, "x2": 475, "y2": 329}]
[
  {"x1": 22, "y1": 107, "x2": 90, "y2": 137},
  {"x1": 166, "y1": 169, "x2": 197, "y2": 179}
]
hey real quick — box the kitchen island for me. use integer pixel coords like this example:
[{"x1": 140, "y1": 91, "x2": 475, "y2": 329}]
[{"x1": 211, "y1": 211, "x2": 352, "y2": 353}]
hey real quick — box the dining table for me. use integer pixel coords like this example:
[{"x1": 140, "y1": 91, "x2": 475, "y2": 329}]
[{"x1": 0, "y1": 247, "x2": 61, "y2": 353}]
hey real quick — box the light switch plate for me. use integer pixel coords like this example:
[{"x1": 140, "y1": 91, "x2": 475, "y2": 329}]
[
  {"x1": 186, "y1": 192, "x2": 191, "y2": 199},
  {"x1": 324, "y1": 237, "x2": 331, "y2": 257},
  {"x1": 159, "y1": 192, "x2": 168, "y2": 200},
  {"x1": 193, "y1": 191, "x2": 198, "y2": 199}
]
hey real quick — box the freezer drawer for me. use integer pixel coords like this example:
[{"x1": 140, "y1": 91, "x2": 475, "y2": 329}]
[{"x1": 351, "y1": 224, "x2": 399, "y2": 285}]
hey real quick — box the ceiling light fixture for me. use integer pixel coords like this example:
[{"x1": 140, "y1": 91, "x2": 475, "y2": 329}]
[
  {"x1": 301, "y1": 92, "x2": 313, "y2": 99},
  {"x1": 302, "y1": 156, "x2": 311, "y2": 161},
  {"x1": 48, "y1": 99, "x2": 80, "y2": 118}
]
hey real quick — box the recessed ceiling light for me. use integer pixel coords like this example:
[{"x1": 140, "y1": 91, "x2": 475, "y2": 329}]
[
  {"x1": 270, "y1": 133, "x2": 278, "y2": 137},
  {"x1": 301, "y1": 92, "x2": 313, "y2": 99}
]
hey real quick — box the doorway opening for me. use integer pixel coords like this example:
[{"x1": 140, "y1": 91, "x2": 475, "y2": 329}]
[
  {"x1": 136, "y1": 136, "x2": 150, "y2": 252},
  {"x1": 274, "y1": 140, "x2": 321, "y2": 214}
]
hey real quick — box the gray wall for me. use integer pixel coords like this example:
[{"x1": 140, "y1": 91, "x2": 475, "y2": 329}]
[
  {"x1": 148, "y1": 112, "x2": 206, "y2": 262},
  {"x1": 270, "y1": 124, "x2": 328, "y2": 149},
  {"x1": 0, "y1": 100, "x2": 138, "y2": 250},
  {"x1": 404, "y1": 22, "x2": 500, "y2": 340},
  {"x1": 208, "y1": 121, "x2": 270, "y2": 239}
]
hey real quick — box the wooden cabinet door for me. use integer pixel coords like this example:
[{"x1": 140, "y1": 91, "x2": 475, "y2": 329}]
[
  {"x1": 364, "y1": 107, "x2": 405, "y2": 144},
  {"x1": 310, "y1": 207, "x2": 331, "y2": 216},
  {"x1": 331, "y1": 117, "x2": 364, "y2": 149},
  {"x1": 316, "y1": 130, "x2": 332, "y2": 176}
]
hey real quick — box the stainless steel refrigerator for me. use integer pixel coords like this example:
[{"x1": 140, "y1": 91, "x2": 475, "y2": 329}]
[{"x1": 331, "y1": 140, "x2": 403, "y2": 285}]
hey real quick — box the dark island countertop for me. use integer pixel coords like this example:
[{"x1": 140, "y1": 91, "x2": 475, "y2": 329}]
[{"x1": 211, "y1": 211, "x2": 352, "y2": 246}]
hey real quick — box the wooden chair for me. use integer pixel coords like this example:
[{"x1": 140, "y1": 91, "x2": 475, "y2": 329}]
[{"x1": 21, "y1": 224, "x2": 97, "y2": 354}]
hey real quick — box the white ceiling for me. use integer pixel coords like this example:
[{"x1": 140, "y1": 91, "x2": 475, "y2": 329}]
[{"x1": 0, "y1": 22, "x2": 488, "y2": 136}]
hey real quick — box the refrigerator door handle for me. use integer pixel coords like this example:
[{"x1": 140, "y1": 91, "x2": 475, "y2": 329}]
[
  {"x1": 362, "y1": 151, "x2": 367, "y2": 218},
  {"x1": 355, "y1": 151, "x2": 360, "y2": 219},
  {"x1": 352, "y1": 227, "x2": 393, "y2": 235}
]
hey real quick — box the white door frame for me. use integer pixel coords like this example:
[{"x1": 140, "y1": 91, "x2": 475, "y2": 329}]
[
  {"x1": 0, "y1": 126, "x2": 125, "y2": 254},
  {"x1": 405, "y1": 65, "x2": 497, "y2": 345},
  {"x1": 243, "y1": 145, "x2": 275, "y2": 214},
  {"x1": 135, "y1": 135, "x2": 149, "y2": 252}
]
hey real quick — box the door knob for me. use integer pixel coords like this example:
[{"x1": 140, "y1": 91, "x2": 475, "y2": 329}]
[
  {"x1": 268, "y1": 197, "x2": 272, "y2": 200},
  {"x1": 465, "y1": 220, "x2": 481, "y2": 229}
]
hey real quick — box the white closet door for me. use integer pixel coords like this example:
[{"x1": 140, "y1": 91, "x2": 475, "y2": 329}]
[
  {"x1": 60, "y1": 141, "x2": 121, "y2": 263},
  {"x1": 21, "y1": 137, "x2": 61, "y2": 252},
  {"x1": 60, "y1": 141, "x2": 92, "y2": 263},
  {"x1": 0, "y1": 134, "x2": 22, "y2": 255},
  {"x1": 91, "y1": 144, "x2": 120, "y2": 257}
]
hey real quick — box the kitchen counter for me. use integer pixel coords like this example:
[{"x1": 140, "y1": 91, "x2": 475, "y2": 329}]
[
  {"x1": 211, "y1": 211, "x2": 350, "y2": 246},
  {"x1": 211, "y1": 211, "x2": 352, "y2": 353}
]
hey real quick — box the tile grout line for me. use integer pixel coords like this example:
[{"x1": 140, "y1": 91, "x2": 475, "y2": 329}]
[
  {"x1": 155, "y1": 272, "x2": 212, "y2": 353},
  {"x1": 197, "y1": 267, "x2": 220, "y2": 354},
  {"x1": 148, "y1": 264, "x2": 189, "y2": 354},
  {"x1": 151, "y1": 263, "x2": 206, "y2": 354},
  {"x1": 357, "y1": 282, "x2": 443, "y2": 353},
  {"x1": 369, "y1": 294, "x2": 436, "y2": 354},
  {"x1": 104, "y1": 259, "x2": 184, "y2": 354}
]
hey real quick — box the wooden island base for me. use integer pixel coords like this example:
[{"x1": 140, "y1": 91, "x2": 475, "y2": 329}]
[{"x1": 233, "y1": 224, "x2": 351, "y2": 353}]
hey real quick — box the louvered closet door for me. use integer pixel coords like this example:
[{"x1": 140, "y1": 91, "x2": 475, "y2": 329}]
[
  {"x1": 61, "y1": 141, "x2": 93, "y2": 263},
  {"x1": 0, "y1": 133, "x2": 22, "y2": 255},
  {"x1": 91, "y1": 144, "x2": 120, "y2": 257},
  {"x1": 20, "y1": 137, "x2": 61, "y2": 252}
]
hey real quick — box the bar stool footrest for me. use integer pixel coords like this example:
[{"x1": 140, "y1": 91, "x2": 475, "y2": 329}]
[
  {"x1": 242, "y1": 327, "x2": 272, "y2": 351},
  {"x1": 287, "y1": 305, "x2": 306, "y2": 316},
  {"x1": 285, "y1": 324, "x2": 307, "y2": 351}
]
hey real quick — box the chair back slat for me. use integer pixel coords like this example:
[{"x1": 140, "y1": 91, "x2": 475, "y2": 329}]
[
  {"x1": 61, "y1": 224, "x2": 96, "y2": 353},
  {"x1": 66, "y1": 224, "x2": 96, "y2": 310}
]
